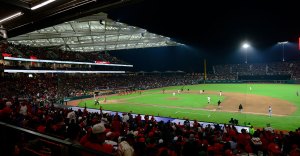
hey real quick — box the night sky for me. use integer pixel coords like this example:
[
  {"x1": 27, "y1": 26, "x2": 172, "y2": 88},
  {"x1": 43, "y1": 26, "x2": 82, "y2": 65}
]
[{"x1": 106, "y1": 0, "x2": 300, "y2": 72}]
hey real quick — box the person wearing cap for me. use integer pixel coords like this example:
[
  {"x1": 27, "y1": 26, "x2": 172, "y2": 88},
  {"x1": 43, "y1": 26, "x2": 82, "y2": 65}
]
[{"x1": 81, "y1": 123, "x2": 114, "y2": 155}]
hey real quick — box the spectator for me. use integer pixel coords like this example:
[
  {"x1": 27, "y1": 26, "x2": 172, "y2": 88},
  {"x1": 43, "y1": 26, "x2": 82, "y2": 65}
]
[
  {"x1": 81, "y1": 123, "x2": 114, "y2": 155},
  {"x1": 117, "y1": 134, "x2": 135, "y2": 156}
]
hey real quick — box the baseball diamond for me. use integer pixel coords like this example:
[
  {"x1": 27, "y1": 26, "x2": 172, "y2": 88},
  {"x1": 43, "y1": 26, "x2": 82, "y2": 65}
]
[{"x1": 68, "y1": 83, "x2": 300, "y2": 130}]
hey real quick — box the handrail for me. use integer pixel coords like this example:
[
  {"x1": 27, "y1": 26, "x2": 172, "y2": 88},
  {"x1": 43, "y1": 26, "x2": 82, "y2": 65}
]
[
  {"x1": 0, "y1": 121, "x2": 71, "y2": 145},
  {"x1": 0, "y1": 121, "x2": 113, "y2": 156}
]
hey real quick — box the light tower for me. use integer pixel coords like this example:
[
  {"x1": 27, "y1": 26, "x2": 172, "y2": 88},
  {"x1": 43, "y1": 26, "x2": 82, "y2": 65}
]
[
  {"x1": 242, "y1": 42, "x2": 250, "y2": 64},
  {"x1": 278, "y1": 41, "x2": 288, "y2": 62}
]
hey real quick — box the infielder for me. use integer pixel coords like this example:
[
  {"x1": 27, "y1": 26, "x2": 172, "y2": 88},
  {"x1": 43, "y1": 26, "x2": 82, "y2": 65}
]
[{"x1": 207, "y1": 96, "x2": 211, "y2": 104}]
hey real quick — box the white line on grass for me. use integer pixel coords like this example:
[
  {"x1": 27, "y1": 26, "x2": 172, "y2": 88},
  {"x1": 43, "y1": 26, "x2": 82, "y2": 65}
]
[{"x1": 175, "y1": 111, "x2": 210, "y2": 116}]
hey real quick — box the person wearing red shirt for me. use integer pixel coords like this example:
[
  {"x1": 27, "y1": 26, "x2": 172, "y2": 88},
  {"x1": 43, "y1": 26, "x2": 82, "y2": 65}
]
[
  {"x1": 268, "y1": 142, "x2": 281, "y2": 156},
  {"x1": 81, "y1": 123, "x2": 114, "y2": 156}
]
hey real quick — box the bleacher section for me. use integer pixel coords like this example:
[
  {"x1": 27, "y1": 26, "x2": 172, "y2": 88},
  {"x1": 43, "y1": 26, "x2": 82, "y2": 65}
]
[{"x1": 213, "y1": 62, "x2": 300, "y2": 80}]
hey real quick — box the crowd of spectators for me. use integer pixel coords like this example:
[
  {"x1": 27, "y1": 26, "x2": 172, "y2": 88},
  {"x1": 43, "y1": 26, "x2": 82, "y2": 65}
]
[
  {"x1": 212, "y1": 61, "x2": 300, "y2": 80},
  {"x1": 1, "y1": 42, "x2": 300, "y2": 155},
  {"x1": 1, "y1": 43, "x2": 127, "y2": 64},
  {"x1": 0, "y1": 74, "x2": 200, "y2": 104},
  {"x1": 3, "y1": 42, "x2": 300, "y2": 80},
  {"x1": 0, "y1": 73, "x2": 300, "y2": 155},
  {"x1": 1, "y1": 96, "x2": 300, "y2": 156}
]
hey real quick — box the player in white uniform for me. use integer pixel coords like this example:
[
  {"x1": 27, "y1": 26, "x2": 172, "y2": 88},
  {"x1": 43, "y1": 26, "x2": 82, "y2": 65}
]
[
  {"x1": 219, "y1": 91, "x2": 222, "y2": 96},
  {"x1": 268, "y1": 106, "x2": 272, "y2": 117},
  {"x1": 207, "y1": 96, "x2": 211, "y2": 104}
]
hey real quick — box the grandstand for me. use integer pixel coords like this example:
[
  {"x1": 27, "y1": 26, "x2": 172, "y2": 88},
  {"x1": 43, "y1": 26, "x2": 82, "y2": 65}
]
[{"x1": 1, "y1": 0, "x2": 300, "y2": 156}]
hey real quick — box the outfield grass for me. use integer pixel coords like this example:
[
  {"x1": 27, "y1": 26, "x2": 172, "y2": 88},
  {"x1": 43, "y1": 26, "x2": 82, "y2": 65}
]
[{"x1": 78, "y1": 84, "x2": 300, "y2": 130}]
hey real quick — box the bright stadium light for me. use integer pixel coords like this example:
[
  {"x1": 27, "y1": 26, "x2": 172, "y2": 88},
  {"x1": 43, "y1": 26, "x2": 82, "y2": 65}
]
[
  {"x1": 241, "y1": 42, "x2": 250, "y2": 64},
  {"x1": 4, "y1": 69, "x2": 125, "y2": 74},
  {"x1": 0, "y1": 12, "x2": 23, "y2": 24},
  {"x1": 3, "y1": 57, "x2": 133, "y2": 67},
  {"x1": 242, "y1": 43, "x2": 250, "y2": 49},
  {"x1": 278, "y1": 41, "x2": 288, "y2": 62},
  {"x1": 31, "y1": 0, "x2": 56, "y2": 10}
]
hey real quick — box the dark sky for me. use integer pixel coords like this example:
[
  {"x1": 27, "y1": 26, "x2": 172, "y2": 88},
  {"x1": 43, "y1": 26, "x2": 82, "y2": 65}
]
[
  {"x1": 107, "y1": 0, "x2": 300, "y2": 46},
  {"x1": 107, "y1": 0, "x2": 300, "y2": 72}
]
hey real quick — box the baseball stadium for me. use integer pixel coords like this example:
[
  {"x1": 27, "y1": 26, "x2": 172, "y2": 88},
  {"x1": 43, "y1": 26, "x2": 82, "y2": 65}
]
[
  {"x1": 72, "y1": 83, "x2": 300, "y2": 131},
  {"x1": 1, "y1": 0, "x2": 300, "y2": 156}
]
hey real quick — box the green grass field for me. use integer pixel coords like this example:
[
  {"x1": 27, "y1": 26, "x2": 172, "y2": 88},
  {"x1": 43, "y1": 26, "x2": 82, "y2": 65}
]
[{"x1": 78, "y1": 84, "x2": 300, "y2": 130}]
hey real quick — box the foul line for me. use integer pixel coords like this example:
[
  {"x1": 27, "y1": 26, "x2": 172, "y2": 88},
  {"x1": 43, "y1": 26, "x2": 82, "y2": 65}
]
[{"x1": 127, "y1": 103, "x2": 292, "y2": 117}]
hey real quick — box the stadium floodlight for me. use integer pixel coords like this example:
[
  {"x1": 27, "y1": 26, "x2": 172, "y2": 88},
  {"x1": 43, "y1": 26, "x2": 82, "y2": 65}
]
[
  {"x1": 31, "y1": 0, "x2": 56, "y2": 10},
  {"x1": 241, "y1": 42, "x2": 250, "y2": 64},
  {"x1": 3, "y1": 57, "x2": 133, "y2": 67},
  {"x1": 278, "y1": 41, "x2": 288, "y2": 62},
  {"x1": 0, "y1": 12, "x2": 23, "y2": 24},
  {"x1": 4, "y1": 69, "x2": 125, "y2": 74},
  {"x1": 278, "y1": 41, "x2": 288, "y2": 44},
  {"x1": 242, "y1": 43, "x2": 250, "y2": 49}
]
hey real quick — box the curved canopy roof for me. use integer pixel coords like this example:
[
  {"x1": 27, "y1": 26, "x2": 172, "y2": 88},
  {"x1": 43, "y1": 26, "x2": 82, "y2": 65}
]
[{"x1": 8, "y1": 12, "x2": 181, "y2": 52}]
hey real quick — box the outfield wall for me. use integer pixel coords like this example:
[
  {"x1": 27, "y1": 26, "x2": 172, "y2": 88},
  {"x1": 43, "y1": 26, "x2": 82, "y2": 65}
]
[
  {"x1": 64, "y1": 95, "x2": 93, "y2": 102},
  {"x1": 238, "y1": 75, "x2": 291, "y2": 80},
  {"x1": 203, "y1": 80, "x2": 300, "y2": 84}
]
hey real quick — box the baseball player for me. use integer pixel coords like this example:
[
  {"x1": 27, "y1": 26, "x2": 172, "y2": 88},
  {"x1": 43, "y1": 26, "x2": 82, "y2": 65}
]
[
  {"x1": 239, "y1": 104, "x2": 243, "y2": 112},
  {"x1": 217, "y1": 100, "x2": 221, "y2": 109},
  {"x1": 207, "y1": 96, "x2": 211, "y2": 104}
]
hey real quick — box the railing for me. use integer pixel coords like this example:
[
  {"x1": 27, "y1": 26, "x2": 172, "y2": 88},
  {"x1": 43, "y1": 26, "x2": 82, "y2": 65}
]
[{"x1": 0, "y1": 121, "x2": 113, "y2": 156}]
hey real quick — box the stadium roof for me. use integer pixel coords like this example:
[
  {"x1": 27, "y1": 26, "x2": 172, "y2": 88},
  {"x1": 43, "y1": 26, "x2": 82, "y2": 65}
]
[
  {"x1": 8, "y1": 12, "x2": 181, "y2": 52},
  {"x1": 0, "y1": 0, "x2": 143, "y2": 36}
]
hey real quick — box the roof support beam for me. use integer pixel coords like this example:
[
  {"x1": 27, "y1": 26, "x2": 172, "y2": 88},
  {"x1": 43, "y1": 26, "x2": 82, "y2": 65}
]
[{"x1": 9, "y1": 30, "x2": 147, "y2": 40}]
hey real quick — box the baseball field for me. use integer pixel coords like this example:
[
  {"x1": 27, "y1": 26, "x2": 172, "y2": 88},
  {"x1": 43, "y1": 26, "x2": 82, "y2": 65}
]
[{"x1": 71, "y1": 84, "x2": 300, "y2": 130}]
